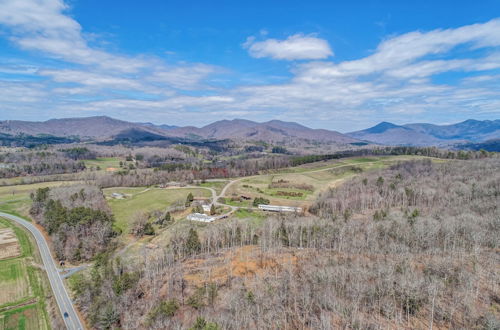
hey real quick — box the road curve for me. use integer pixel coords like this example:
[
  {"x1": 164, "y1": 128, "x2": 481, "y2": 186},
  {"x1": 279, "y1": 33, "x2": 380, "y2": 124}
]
[{"x1": 0, "y1": 212, "x2": 84, "y2": 330}]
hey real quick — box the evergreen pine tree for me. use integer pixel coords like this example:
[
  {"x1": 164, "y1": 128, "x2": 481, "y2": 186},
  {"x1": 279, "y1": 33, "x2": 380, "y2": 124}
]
[{"x1": 186, "y1": 228, "x2": 201, "y2": 254}]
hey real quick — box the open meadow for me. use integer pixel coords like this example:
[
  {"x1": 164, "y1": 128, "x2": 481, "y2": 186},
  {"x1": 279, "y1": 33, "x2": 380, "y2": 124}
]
[
  {"x1": 84, "y1": 157, "x2": 134, "y2": 172},
  {"x1": 0, "y1": 181, "x2": 81, "y2": 218},
  {"x1": 225, "y1": 155, "x2": 436, "y2": 209},
  {"x1": 104, "y1": 187, "x2": 212, "y2": 233}
]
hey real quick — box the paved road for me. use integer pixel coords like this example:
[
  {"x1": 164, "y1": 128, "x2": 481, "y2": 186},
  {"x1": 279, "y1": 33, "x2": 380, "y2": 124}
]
[{"x1": 0, "y1": 212, "x2": 84, "y2": 330}]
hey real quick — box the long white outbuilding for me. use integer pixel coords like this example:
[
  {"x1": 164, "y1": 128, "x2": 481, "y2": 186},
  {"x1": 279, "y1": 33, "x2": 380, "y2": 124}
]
[
  {"x1": 187, "y1": 213, "x2": 216, "y2": 222},
  {"x1": 258, "y1": 204, "x2": 302, "y2": 213}
]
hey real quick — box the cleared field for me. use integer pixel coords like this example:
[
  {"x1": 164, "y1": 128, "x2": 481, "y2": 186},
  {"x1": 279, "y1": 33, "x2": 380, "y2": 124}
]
[
  {"x1": 0, "y1": 304, "x2": 48, "y2": 330},
  {"x1": 226, "y1": 156, "x2": 434, "y2": 208},
  {"x1": 0, "y1": 181, "x2": 77, "y2": 200},
  {"x1": 233, "y1": 209, "x2": 266, "y2": 227},
  {"x1": 104, "y1": 187, "x2": 212, "y2": 233},
  {"x1": 0, "y1": 228, "x2": 21, "y2": 260},
  {"x1": 84, "y1": 157, "x2": 133, "y2": 172},
  {"x1": 198, "y1": 180, "x2": 228, "y2": 195},
  {"x1": 0, "y1": 181, "x2": 80, "y2": 217},
  {"x1": 0, "y1": 218, "x2": 50, "y2": 329},
  {"x1": 0, "y1": 219, "x2": 32, "y2": 259},
  {"x1": 0, "y1": 259, "x2": 31, "y2": 306}
]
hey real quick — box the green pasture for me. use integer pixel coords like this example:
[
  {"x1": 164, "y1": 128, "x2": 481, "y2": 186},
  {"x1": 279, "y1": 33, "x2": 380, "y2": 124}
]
[
  {"x1": 0, "y1": 218, "x2": 50, "y2": 330},
  {"x1": 227, "y1": 156, "x2": 434, "y2": 205},
  {"x1": 104, "y1": 187, "x2": 211, "y2": 233}
]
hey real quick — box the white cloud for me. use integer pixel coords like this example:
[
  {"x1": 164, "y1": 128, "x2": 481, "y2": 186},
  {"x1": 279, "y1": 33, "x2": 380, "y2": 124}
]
[
  {"x1": 244, "y1": 34, "x2": 333, "y2": 60},
  {"x1": 39, "y1": 69, "x2": 145, "y2": 90},
  {"x1": 148, "y1": 64, "x2": 217, "y2": 90},
  {"x1": 0, "y1": 0, "x2": 219, "y2": 90},
  {"x1": 0, "y1": 2, "x2": 499, "y2": 130},
  {"x1": 0, "y1": 0, "x2": 149, "y2": 73},
  {"x1": 293, "y1": 18, "x2": 500, "y2": 81}
]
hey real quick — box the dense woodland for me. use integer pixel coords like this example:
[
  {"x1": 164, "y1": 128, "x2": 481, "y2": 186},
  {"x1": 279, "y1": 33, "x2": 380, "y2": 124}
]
[
  {"x1": 0, "y1": 150, "x2": 86, "y2": 178},
  {"x1": 30, "y1": 185, "x2": 116, "y2": 261},
  {"x1": 68, "y1": 158, "x2": 499, "y2": 329}
]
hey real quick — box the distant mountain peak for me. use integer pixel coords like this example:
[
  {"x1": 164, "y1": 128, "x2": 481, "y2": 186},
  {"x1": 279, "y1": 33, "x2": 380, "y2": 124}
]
[
  {"x1": 164, "y1": 117, "x2": 358, "y2": 144},
  {"x1": 348, "y1": 118, "x2": 500, "y2": 146},
  {"x1": 461, "y1": 119, "x2": 481, "y2": 124},
  {"x1": 365, "y1": 121, "x2": 406, "y2": 134},
  {"x1": 264, "y1": 119, "x2": 308, "y2": 130}
]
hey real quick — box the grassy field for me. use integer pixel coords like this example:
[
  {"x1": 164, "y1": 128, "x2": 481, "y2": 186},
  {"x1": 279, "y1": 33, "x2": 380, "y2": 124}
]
[
  {"x1": 0, "y1": 181, "x2": 76, "y2": 201},
  {"x1": 226, "y1": 156, "x2": 435, "y2": 208},
  {"x1": 0, "y1": 304, "x2": 48, "y2": 330},
  {"x1": 104, "y1": 187, "x2": 212, "y2": 233},
  {"x1": 0, "y1": 181, "x2": 79, "y2": 218},
  {"x1": 84, "y1": 157, "x2": 133, "y2": 172},
  {"x1": 233, "y1": 209, "x2": 266, "y2": 227},
  {"x1": 0, "y1": 259, "x2": 31, "y2": 306},
  {"x1": 0, "y1": 218, "x2": 50, "y2": 330},
  {"x1": 198, "y1": 180, "x2": 228, "y2": 195}
]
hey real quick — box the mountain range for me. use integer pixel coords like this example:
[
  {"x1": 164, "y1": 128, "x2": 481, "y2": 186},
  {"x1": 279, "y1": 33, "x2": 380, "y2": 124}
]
[
  {"x1": 0, "y1": 116, "x2": 498, "y2": 149},
  {"x1": 0, "y1": 116, "x2": 166, "y2": 138},
  {"x1": 0, "y1": 116, "x2": 358, "y2": 145},
  {"x1": 347, "y1": 119, "x2": 500, "y2": 146},
  {"x1": 162, "y1": 119, "x2": 357, "y2": 144}
]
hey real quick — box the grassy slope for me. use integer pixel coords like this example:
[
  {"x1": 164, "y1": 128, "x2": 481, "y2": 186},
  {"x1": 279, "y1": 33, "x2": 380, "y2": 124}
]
[
  {"x1": 104, "y1": 187, "x2": 211, "y2": 233},
  {"x1": 198, "y1": 181, "x2": 228, "y2": 195},
  {"x1": 0, "y1": 181, "x2": 81, "y2": 218},
  {"x1": 227, "y1": 156, "x2": 435, "y2": 207},
  {"x1": 83, "y1": 157, "x2": 132, "y2": 171}
]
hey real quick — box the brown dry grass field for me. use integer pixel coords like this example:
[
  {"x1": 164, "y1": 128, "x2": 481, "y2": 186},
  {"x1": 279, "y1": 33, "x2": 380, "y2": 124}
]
[{"x1": 0, "y1": 228, "x2": 21, "y2": 260}]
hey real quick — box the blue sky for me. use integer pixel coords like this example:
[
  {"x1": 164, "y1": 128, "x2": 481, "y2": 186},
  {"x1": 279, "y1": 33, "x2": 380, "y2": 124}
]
[{"x1": 0, "y1": 0, "x2": 499, "y2": 131}]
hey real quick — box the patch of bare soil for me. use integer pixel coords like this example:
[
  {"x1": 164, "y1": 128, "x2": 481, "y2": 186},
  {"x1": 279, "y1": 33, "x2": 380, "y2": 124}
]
[
  {"x1": 0, "y1": 228, "x2": 21, "y2": 260},
  {"x1": 183, "y1": 246, "x2": 298, "y2": 287}
]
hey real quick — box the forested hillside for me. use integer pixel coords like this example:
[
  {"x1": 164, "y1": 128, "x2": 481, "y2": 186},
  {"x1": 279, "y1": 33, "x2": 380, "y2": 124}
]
[
  {"x1": 0, "y1": 150, "x2": 86, "y2": 178},
  {"x1": 68, "y1": 158, "x2": 499, "y2": 329}
]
